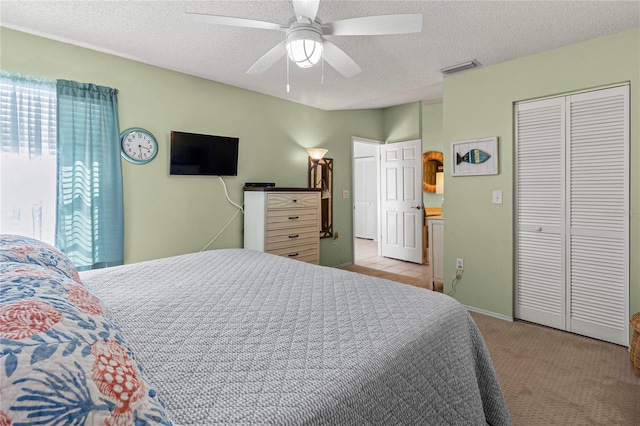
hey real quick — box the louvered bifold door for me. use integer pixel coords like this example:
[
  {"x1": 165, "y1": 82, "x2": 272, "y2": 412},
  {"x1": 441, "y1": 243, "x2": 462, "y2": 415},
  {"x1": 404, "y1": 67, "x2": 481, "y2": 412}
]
[
  {"x1": 567, "y1": 86, "x2": 629, "y2": 346},
  {"x1": 515, "y1": 97, "x2": 566, "y2": 329}
]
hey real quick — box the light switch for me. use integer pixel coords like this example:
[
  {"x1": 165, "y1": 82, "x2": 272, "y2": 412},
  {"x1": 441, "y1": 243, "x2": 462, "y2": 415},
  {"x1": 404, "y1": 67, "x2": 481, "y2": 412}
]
[
  {"x1": 343, "y1": 190, "x2": 349, "y2": 199},
  {"x1": 492, "y1": 190, "x2": 503, "y2": 204}
]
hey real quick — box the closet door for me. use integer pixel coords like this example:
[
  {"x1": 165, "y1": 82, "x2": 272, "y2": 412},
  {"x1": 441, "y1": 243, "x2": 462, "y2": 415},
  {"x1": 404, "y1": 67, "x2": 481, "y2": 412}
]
[
  {"x1": 516, "y1": 85, "x2": 629, "y2": 346},
  {"x1": 567, "y1": 86, "x2": 629, "y2": 345},
  {"x1": 354, "y1": 158, "x2": 367, "y2": 238},
  {"x1": 515, "y1": 97, "x2": 566, "y2": 329},
  {"x1": 354, "y1": 157, "x2": 377, "y2": 239},
  {"x1": 363, "y1": 156, "x2": 378, "y2": 239}
]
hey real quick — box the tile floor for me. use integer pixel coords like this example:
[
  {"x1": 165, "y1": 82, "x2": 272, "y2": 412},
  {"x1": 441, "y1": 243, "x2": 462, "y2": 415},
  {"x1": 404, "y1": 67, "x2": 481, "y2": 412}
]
[{"x1": 353, "y1": 238, "x2": 430, "y2": 279}]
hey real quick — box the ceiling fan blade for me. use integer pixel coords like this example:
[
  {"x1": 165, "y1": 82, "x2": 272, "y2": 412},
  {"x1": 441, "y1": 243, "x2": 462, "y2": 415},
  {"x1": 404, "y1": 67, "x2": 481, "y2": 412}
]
[
  {"x1": 184, "y1": 12, "x2": 286, "y2": 32},
  {"x1": 324, "y1": 14, "x2": 423, "y2": 36},
  {"x1": 246, "y1": 40, "x2": 287, "y2": 74},
  {"x1": 292, "y1": 0, "x2": 320, "y2": 23},
  {"x1": 322, "y1": 41, "x2": 361, "y2": 78}
]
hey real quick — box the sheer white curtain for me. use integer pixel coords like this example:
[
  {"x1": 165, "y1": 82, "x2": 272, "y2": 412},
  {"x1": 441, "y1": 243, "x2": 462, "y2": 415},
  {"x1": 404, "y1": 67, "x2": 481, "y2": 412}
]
[{"x1": 0, "y1": 72, "x2": 57, "y2": 243}]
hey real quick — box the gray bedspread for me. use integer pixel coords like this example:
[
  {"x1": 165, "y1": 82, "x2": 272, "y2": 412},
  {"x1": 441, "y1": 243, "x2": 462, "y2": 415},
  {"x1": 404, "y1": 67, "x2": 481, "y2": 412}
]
[{"x1": 80, "y1": 249, "x2": 511, "y2": 425}]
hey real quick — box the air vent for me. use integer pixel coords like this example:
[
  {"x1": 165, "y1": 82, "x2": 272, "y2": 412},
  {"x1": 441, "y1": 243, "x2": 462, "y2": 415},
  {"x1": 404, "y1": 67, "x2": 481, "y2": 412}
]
[{"x1": 440, "y1": 60, "x2": 481, "y2": 75}]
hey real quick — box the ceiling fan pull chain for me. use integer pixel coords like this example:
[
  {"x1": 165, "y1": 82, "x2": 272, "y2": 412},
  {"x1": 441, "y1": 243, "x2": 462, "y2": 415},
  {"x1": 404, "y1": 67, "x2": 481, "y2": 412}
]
[
  {"x1": 321, "y1": 52, "x2": 324, "y2": 85},
  {"x1": 287, "y1": 56, "x2": 290, "y2": 93}
]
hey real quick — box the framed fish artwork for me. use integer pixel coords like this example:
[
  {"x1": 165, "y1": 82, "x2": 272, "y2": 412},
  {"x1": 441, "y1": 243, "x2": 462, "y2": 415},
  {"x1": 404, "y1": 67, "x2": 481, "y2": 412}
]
[{"x1": 451, "y1": 137, "x2": 498, "y2": 176}]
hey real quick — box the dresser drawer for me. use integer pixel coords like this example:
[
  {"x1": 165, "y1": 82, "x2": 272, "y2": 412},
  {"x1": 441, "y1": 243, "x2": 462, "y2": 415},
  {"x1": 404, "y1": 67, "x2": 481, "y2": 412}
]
[
  {"x1": 266, "y1": 228, "x2": 318, "y2": 251},
  {"x1": 267, "y1": 193, "x2": 318, "y2": 209},
  {"x1": 266, "y1": 208, "x2": 318, "y2": 231},
  {"x1": 266, "y1": 243, "x2": 318, "y2": 263},
  {"x1": 266, "y1": 235, "x2": 318, "y2": 251},
  {"x1": 266, "y1": 227, "x2": 318, "y2": 243}
]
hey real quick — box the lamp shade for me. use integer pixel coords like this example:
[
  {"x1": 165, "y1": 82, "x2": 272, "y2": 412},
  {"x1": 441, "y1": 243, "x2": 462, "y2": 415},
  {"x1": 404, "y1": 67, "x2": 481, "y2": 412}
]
[
  {"x1": 307, "y1": 148, "x2": 328, "y2": 160},
  {"x1": 435, "y1": 171, "x2": 444, "y2": 194}
]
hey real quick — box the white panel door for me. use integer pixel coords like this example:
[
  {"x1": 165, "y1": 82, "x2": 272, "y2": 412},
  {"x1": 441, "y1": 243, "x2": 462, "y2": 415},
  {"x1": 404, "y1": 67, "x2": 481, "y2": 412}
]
[
  {"x1": 363, "y1": 156, "x2": 378, "y2": 239},
  {"x1": 567, "y1": 86, "x2": 629, "y2": 346},
  {"x1": 354, "y1": 157, "x2": 366, "y2": 238},
  {"x1": 515, "y1": 97, "x2": 566, "y2": 330},
  {"x1": 354, "y1": 157, "x2": 377, "y2": 239},
  {"x1": 380, "y1": 139, "x2": 423, "y2": 263}
]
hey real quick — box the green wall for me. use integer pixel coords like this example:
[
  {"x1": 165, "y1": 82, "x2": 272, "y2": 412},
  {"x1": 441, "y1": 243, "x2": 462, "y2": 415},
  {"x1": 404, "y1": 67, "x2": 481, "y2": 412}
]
[
  {"x1": 421, "y1": 102, "x2": 444, "y2": 208},
  {"x1": 442, "y1": 28, "x2": 639, "y2": 337},
  {"x1": 0, "y1": 27, "x2": 384, "y2": 266},
  {"x1": 382, "y1": 102, "x2": 420, "y2": 143}
]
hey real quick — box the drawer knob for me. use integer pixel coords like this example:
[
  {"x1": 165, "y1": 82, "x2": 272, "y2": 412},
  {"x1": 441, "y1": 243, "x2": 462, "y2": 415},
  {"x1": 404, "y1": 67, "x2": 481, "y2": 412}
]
[
  {"x1": 288, "y1": 234, "x2": 299, "y2": 239},
  {"x1": 288, "y1": 252, "x2": 299, "y2": 257},
  {"x1": 292, "y1": 199, "x2": 297, "y2": 203},
  {"x1": 288, "y1": 216, "x2": 299, "y2": 220}
]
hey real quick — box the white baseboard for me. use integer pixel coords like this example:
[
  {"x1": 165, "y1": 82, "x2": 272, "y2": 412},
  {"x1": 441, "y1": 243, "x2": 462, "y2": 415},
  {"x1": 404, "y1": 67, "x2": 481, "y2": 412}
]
[{"x1": 466, "y1": 305, "x2": 514, "y2": 322}]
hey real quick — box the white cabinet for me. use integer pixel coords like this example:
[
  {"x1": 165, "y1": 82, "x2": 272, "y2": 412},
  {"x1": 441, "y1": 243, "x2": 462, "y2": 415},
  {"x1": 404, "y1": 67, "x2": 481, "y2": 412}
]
[
  {"x1": 428, "y1": 216, "x2": 443, "y2": 290},
  {"x1": 244, "y1": 188, "x2": 321, "y2": 264}
]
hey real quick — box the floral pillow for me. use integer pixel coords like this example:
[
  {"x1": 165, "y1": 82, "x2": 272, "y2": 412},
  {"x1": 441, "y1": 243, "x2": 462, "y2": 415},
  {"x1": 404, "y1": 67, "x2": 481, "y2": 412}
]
[
  {"x1": 0, "y1": 261, "x2": 173, "y2": 425},
  {"x1": 0, "y1": 234, "x2": 82, "y2": 285}
]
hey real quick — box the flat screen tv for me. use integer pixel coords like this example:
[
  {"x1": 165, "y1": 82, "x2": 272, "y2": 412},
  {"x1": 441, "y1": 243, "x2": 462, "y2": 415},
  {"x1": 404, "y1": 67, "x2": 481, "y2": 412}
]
[{"x1": 170, "y1": 131, "x2": 239, "y2": 176}]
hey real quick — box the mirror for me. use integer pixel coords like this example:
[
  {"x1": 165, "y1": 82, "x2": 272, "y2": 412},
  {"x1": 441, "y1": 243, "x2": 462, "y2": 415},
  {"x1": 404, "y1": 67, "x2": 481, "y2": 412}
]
[
  {"x1": 423, "y1": 151, "x2": 444, "y2": 193},
  {"x1": 309, "y1": 157, "x2": 333, "y2": 238}
]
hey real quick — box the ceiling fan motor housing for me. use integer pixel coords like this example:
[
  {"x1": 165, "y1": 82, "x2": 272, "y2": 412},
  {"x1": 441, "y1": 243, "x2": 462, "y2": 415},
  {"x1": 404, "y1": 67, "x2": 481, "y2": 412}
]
[{"x1": 286, "y1": 21, "x2": 324, "y2": 68}]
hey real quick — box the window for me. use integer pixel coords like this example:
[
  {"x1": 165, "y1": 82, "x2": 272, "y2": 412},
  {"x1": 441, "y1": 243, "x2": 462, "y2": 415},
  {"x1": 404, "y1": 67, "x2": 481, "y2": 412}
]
[
  {"x1": 1, "y1": 74, "x2": 123, "y2": 270},
  {"x1": 0, "y1": 73, "x2": 57, "y2": 244}
]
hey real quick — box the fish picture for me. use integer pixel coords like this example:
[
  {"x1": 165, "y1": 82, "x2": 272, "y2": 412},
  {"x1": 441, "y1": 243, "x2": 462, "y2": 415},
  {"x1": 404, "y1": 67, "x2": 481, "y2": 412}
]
[
  {"x1": 451, "y1": 137, "x2": 498, "y2": 176},
  {"x1": 456, "y1": 148, "x2": 491, "y2": 165}
]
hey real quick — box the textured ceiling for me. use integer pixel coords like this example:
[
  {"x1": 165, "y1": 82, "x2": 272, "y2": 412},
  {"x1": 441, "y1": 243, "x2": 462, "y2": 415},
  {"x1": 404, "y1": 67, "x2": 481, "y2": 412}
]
[{"x1": 1, "y1": 1, "x2": 639, "y2": 110}]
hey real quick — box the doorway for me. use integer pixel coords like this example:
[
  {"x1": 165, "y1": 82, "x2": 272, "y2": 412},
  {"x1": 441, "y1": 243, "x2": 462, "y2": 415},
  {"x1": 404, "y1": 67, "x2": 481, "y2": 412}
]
[
  {"x1": 352, "y1": 137, "x2": 429, "y2": 280},
  {"x1": 352, "y1": 138, "x2": 380, "y2": 259}
]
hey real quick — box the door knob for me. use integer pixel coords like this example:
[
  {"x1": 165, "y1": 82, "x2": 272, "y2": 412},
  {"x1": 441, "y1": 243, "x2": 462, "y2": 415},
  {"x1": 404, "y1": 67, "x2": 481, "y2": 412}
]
[
  {"x1": 412, "y1": 206, "x2": 422, "y2": 210},
  {"x1": 535, "y1": 227, "x2": 542, "y2": 232}
]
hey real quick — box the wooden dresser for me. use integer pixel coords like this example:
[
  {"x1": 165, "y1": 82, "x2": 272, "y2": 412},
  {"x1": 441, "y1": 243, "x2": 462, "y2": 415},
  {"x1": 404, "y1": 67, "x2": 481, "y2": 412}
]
[{"x1": 244, "y1": 188, "x2": 321, "y2": 264}]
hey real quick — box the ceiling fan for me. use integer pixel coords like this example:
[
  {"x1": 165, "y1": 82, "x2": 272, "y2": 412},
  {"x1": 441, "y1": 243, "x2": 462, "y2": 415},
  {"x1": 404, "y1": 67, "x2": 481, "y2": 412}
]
[{"x1": 185, "y1": 0, "x2": 422, "y2": 79}]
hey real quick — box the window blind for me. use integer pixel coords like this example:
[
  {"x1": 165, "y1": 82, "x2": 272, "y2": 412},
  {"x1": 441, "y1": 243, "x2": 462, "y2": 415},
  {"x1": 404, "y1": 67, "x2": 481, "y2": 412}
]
[{"x1": 0, "y1": 72, "x2": 57, "y2": 243}]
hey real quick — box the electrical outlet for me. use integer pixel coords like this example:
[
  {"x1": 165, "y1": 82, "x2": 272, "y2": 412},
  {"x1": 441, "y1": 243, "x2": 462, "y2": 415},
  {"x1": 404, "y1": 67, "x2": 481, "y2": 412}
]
[
  {"x1": 456, "y1": 258, "x2": 464, "y2": 270},
  {"x1": 342, "y1": 190, "x2": 349, "y2": 199}
]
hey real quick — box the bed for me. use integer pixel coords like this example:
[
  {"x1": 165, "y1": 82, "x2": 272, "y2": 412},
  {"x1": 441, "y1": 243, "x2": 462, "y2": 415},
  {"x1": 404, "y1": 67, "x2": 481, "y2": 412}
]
[{"x1": 1, "y1": 235, "x2": 511, "y2": 425}]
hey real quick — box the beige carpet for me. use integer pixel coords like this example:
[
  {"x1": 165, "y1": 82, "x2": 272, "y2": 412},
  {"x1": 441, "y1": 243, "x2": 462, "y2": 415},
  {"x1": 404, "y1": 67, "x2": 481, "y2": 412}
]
[
  {"x1": 339, "y1": 264, "x2": 640, "y2": 425},
  {"x1": 471, "y1": 312, "x2": 640, "y2": 425}
]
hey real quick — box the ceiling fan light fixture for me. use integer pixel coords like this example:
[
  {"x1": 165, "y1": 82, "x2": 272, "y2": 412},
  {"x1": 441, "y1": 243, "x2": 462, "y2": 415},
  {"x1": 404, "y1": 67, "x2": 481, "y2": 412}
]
[
  {"x1": 286, "y1": 23, "x2": 324, "y2": 68},
  {"x1": 287, "y1": 39, "x2": 323, "y2": 68}
]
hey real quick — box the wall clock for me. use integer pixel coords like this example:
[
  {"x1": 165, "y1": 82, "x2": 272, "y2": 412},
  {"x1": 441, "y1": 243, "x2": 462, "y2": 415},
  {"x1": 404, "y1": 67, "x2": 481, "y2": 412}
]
[{"x1": 120, "y1": 127, "x2": 158, "y2": 164}]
